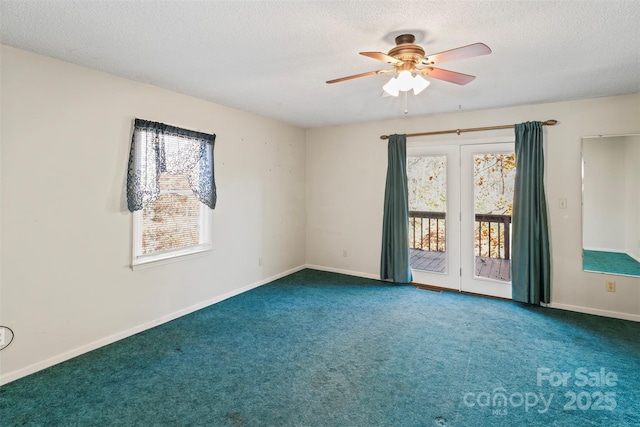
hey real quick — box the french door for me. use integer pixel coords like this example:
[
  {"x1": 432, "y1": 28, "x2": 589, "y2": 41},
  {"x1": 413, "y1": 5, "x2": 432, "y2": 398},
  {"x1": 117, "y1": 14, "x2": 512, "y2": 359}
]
[
  {"x1": 408, "y1": 142, "x2": 515, "y2": 299},
  {"x1": 407, "y1": 146, "x2": 460, "y2": 290}
]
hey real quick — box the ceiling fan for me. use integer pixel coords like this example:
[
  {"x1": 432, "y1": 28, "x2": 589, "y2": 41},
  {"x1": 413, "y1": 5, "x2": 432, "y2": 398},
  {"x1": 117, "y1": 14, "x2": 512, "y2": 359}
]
[{"x1": 326, "y1": 34, "x2": 491, "y2": 96}]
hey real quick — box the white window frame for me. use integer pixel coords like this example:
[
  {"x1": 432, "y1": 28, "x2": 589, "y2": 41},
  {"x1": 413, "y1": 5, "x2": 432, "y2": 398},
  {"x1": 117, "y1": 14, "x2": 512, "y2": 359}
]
[{"x1": 131, "y1": 201, "x2": 212, "y2": 269}]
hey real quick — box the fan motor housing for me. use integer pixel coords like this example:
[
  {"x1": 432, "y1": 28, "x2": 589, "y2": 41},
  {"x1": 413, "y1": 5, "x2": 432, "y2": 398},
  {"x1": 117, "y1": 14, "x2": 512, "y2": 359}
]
[{"x1": 388, "y1": 34, "x2": 425, "y2": 64}]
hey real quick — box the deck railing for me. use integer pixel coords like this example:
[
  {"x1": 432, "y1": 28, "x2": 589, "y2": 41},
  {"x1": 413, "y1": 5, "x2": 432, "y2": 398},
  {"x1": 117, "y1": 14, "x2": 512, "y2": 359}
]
[
  {"x1": 475, "y1": 213, "x2": 511, "y2": 260},
  {"x1": 409, "y1": 211, "x2": 446, "y2": 252},
  {"x1": 409, "y1": 211, "x2": 511, "y2": 260}
]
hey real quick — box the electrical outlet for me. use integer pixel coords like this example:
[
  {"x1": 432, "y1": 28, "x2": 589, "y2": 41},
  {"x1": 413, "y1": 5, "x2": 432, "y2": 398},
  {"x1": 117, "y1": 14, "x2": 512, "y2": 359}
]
[
  {"x1": 342, "y1": 250, "x2": 348, "y2": 258},
  {"x1": 606, "y1": 280, "x2": 616, "y2": 292},
  {"x1": 258, "y1": 257, "x2": 263, "y2": 267}
]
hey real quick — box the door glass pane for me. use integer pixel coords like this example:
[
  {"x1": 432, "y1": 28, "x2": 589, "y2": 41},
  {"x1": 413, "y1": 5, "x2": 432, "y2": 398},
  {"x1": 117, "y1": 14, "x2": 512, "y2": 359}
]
[
  {"x1": 473, "y1": 152, "x2": 515, "y2": 281},
  {"x1": 407, "y1": 156, "x2": 447, "y2": 272}
]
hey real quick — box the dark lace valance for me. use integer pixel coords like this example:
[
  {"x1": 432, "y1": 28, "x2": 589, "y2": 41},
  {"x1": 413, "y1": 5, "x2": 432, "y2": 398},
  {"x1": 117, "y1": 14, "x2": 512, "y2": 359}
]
[{"x1": 126, "y1": 119, "x2": 216, "y2": 212}]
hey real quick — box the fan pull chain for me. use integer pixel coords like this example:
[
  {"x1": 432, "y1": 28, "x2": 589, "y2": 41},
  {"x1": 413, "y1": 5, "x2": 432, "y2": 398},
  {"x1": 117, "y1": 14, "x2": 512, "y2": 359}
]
[{"x1": 403, "y1": 91, "x2": 408, "y2": 115}]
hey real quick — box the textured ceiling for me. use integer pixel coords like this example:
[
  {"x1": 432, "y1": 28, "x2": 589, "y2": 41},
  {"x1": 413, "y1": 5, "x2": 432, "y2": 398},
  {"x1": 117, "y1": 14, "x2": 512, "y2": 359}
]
[{"x1": 1, "y1": 1, "x2": 639, "y2": 128}]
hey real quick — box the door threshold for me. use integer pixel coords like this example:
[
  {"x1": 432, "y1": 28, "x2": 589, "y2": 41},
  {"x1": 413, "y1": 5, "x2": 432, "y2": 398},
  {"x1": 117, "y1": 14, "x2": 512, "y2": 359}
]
[{"x1": 411, "y1": 282, "x2": 512, "y2": 301}]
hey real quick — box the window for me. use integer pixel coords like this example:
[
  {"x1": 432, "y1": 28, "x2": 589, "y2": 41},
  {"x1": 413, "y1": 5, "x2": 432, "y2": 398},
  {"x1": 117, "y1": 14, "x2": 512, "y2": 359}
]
[{"x1": 127, "y1": 119, "x2": 216, "y2": 268}]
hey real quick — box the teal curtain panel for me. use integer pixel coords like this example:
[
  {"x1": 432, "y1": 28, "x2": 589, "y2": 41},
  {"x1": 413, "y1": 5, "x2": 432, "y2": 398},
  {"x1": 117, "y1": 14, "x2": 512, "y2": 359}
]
[
  {"x1": 380, "y1": 134, "x2": 413, "y2": 283},
  {"x1": 511, "y1": 122, "x2": 551, "y2": 304}
]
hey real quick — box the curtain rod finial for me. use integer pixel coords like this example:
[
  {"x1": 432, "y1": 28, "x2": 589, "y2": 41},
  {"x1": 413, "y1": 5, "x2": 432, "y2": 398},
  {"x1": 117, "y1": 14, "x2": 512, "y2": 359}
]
[
  {"x1": 544, "y1": 120, "x2": 558, "y2": 126},
  {"x1": 380, "y1": 135, "x2": 389, "y2": 140}
]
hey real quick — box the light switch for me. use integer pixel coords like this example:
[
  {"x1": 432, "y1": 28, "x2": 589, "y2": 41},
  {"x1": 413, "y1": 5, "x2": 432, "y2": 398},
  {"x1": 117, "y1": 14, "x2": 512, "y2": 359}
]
[{"x1": 559, "y1": 198, "x2": 567, "y2": 209}]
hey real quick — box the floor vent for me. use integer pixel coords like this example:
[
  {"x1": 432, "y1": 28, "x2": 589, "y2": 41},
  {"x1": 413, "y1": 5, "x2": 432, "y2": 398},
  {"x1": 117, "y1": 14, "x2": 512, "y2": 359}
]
[{"x1": 415, "y1": 285, "x2": 443, "y2": 293}]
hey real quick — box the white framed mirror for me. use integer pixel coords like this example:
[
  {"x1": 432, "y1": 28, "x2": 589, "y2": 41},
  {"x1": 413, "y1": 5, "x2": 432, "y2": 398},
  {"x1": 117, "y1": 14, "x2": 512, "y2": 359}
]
[{"x1": 582, "y1": 134, "x2": 640, "y2": 277}]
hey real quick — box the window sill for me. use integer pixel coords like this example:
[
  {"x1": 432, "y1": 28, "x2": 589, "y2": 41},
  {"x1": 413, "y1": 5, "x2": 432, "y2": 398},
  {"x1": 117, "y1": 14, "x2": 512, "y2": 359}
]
[{"x1": 131, "y1": 245, "x2": 212, "y2": 270}]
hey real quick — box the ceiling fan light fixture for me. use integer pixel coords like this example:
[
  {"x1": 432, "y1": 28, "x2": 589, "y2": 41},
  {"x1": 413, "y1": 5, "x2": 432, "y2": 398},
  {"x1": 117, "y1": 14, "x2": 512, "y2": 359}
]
[
  {"x1": 383, "y1": 76, "x2": 400, "y2": 97},
  {"x1": 412, "y1": 74, "x2": 430, "y2": 95},
  {"x1": 383, "y1": 71, "x2": 430, "y2": 97},
  {"x1": 327, "y1": 35, "x2": 491, "y2": 100},
  {"x1": 396, "y1": 70, "x2": 414, "y2": 91}
]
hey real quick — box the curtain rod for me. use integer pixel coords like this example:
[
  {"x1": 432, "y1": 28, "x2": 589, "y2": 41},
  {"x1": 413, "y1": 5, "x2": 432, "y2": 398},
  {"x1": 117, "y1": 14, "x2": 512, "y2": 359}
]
[{"x1": 379, "y1": 119, "x2": 558, "y2": 140}]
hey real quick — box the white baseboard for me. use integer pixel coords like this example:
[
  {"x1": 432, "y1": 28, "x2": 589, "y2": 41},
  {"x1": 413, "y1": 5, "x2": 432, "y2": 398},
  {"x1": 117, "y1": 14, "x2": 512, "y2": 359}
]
[
  {"x1": 546, "y1": 302, "x2": 640, "y2": 322},
  {"x1": 0, "y1": 265, "x2": 306, "y2": 386},
  {"x1": 583, "y1": 247, "x2": 622, "y2": 253},
  {"x1": 304, "y1": 264, "x2": 380, "y2": 281}
]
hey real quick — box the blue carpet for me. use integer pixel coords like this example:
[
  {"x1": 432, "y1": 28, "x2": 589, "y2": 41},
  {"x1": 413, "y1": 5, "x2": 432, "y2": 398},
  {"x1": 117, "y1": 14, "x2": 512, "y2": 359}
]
[
  {"x1": 1, "y1": 269, "x2": 639, "y2": 426},
  {"x1": 583, "y1": 250, "x2": 640, "y2": 276}
]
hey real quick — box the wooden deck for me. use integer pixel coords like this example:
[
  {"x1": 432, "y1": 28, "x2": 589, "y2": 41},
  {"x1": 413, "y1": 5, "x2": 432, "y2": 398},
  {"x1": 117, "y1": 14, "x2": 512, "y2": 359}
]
[
  {"x1": 410, "y1": 249, "x2": 511, "y2": 281},
  {"x1": 410, "y1": 249, "x2": 447, "y2": 272}
]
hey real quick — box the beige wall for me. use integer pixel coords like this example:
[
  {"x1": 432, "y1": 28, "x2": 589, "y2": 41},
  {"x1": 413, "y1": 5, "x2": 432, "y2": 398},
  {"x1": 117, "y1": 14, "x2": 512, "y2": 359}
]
[
  {"x1": 306, "y1": 94, "x2": 640, "y2": 320},
  {"x1": 0, "y1": 46, "x2": 307, "y2": 383}
]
